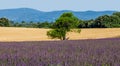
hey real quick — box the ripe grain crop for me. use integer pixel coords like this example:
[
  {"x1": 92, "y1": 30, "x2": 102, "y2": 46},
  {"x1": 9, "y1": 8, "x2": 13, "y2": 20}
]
[{"x1": 0, "y1": 27, "x2": 120, "y2": 41}]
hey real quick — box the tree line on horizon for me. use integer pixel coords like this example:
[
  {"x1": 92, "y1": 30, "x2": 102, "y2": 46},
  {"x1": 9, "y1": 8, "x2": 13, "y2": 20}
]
[
  {"x1": 0, "y1": 12, "x2": 120, "y2": 28},
  {"x1": 0, "y1": 12, "x2": 120, "y2": 40}
]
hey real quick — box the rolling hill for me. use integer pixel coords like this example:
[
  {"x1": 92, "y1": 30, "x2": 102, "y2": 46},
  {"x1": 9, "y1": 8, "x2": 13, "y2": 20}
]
[{"x1": 0, "y1": 8, "x2": 115, "y2": 22}]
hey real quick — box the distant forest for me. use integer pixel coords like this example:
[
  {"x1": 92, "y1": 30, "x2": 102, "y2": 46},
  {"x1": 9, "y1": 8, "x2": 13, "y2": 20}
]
[{"x1": 0, "y1": 12, "x2": 120, "y2": 28}]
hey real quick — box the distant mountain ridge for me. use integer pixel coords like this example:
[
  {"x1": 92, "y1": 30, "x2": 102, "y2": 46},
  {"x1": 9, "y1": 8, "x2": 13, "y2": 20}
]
[{"x1": 0, "y1": 8, "x2": 116, "y2": 22}]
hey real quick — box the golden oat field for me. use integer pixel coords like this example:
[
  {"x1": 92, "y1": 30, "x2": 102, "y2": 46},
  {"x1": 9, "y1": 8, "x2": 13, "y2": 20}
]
[{"x1": 0, "y1": 27, "x2": 120, "y2": 42}]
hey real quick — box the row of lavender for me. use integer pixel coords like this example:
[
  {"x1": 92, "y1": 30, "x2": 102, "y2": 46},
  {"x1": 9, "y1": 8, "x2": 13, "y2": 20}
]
[{"x1": 0, "y1": 38, "x2": 120, "y2": 66}]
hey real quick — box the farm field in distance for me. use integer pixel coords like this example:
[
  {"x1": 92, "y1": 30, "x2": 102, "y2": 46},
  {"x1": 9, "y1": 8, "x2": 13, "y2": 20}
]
[
  {"x1": 0, "y1": 38, "x2": 119, "y2": 66},
  {"x1": 0, "y1": 27, "x2": 120, "y2": 42}
]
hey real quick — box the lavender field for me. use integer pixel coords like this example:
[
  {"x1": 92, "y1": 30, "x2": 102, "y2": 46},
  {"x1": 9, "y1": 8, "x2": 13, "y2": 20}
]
[{"x1": 0, "y1": 38, "x2": 120, "y2": 66}]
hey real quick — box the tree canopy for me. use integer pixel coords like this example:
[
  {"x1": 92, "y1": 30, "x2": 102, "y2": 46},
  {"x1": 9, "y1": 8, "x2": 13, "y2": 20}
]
[
  {"x1": 0, "y1": 17, "x2": 10, "y2": 27},
  {"x1": 47, "y1": 12, "x2": 80, "y2": 40}
]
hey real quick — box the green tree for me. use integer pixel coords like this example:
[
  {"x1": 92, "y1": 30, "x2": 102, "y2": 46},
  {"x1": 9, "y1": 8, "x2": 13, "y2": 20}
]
[
  {"x1": 93, "y1": 13, "x2": 120, "y2": 28},
  {"x1": 79, "y1": 19, "x2": 94, "y2": 28},
  {"x1": 113, "y1": 12, "x2": 120, "y2": 18},
  {"x1": 0, "y1": 17, "x2": 10, "y2": 27},
  {"x1": 109, "y1": 15, "x2": 120, "y2": 27},
  {"x1": 94, "y1": 15, "x2": 110, "y2": 28},
  {"x1": 47, "y1": 12, "x2": 80, "y2": 40},
  {"x1": 38, "y1": 21, "x2": 53, "y2": 28},
  {"x1": 77, "y1": 20, "x2": 86, "y2": 28}
]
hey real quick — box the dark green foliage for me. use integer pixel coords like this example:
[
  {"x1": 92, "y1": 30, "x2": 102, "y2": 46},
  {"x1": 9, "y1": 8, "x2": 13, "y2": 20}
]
[
  {"x1": 47, "y1": 12, "x2": 80, "y2": 40},
  {"x1": 10, "y1": 21, "x2": 53, "y2": 28},
  {"x1": 113, "y1": 12, "x2": 120, "y2": 18},
  {"x1": 37, "y1": 22, "x2": 53, "y2": 28},
  {"x1": 81, "y1": 12, "x2": 120, "y2": 28},
  {"x1": 94, "y1": 15, "x2": 110, "y2": 28},
  {"x1": 0, "y1": 17, "x2": 10, "y2": 27},
  {"x1": 78, "y1": 20, "x2": 86, "y2": 28},
  {"x1": 109, "y1": 15, "x2": 120, "y2": 27},
  {"x1": 47, "y1": 29, "x2": 67, "y2": 40},
  {"x1": 94, "y1": 13, "x2": 120, "y2": 28},
  {"x1": 53, "y1": 12, "x2": 79, "y2": 29},
  {"x1": 78, "y1": 19, "x2": 94, "y2": 28}
]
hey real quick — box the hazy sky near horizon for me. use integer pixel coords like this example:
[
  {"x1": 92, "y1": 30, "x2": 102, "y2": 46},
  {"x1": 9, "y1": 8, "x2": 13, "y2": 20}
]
[{"x1": 0, "y1": 0, "x2": 119, "y2": 11}]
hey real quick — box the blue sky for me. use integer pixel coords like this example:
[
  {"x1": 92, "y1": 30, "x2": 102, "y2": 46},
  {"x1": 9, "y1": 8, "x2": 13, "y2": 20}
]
[{"x1": 0, "y1": 0, "x2": 119, "y2": 11}]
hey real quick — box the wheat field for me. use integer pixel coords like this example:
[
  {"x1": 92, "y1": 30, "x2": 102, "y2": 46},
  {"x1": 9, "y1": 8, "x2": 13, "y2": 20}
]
[{"x1": 0, "y1": 27, "x2": 120, "y2": 42}]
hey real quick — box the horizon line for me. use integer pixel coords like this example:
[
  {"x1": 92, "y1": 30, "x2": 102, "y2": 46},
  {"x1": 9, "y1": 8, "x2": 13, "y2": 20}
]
[{"x1": 0, "y1": 7, "x2": 118, "y2": 12}]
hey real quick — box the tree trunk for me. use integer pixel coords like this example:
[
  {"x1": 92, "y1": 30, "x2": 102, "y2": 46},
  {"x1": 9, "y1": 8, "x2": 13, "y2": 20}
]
[
  {"x1": 63, "y1": 36, "x2": 66, "y2": 40},
  {"x1": 62, "y1": 30, "x2": 67, "y2": 40}
]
